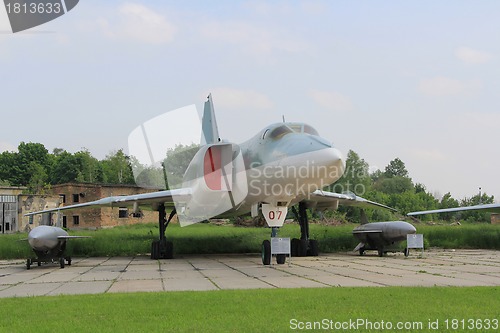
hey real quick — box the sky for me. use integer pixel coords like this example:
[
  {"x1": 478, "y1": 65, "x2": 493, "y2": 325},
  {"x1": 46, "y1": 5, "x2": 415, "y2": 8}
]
[{"x1": 0, "y1": 1, "x2": 499, "y2": 201}]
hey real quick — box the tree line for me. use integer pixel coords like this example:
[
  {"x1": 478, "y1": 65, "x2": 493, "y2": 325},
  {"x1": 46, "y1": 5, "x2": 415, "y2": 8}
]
[
  {"x1": 329, "y1": 150, "x2": 494, "y2": 222},
  {"x1": 0, "y1": 142, "x2": 494, "y2": 222},
  {"x1": 0, "y1": 142, "x2": 135, "y2": 193}
]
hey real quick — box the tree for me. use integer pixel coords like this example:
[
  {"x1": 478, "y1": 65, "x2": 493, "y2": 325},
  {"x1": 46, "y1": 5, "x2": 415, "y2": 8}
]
[
  {"x1": 329, "y1": 150, "x2": 371, "y2": 196},
  {"x1": 328, "y1": 150, "x2": 375, "y2": 222},
  {"x1": 374, "y1": 176, "x2": 414, "y2": 194},
  {"x1": 384, "y1": 157, "x2": 409, "y2": 178},
  {"x1": 6, "y1": 142, "x2": 50, "y2": 186},
  {"x1": 101, "y1": 150, "x2": 135, "y2": 184},
  {"x1": 49, "y1": 151, "x2": 80, "y2": 184},
  {"x1": 163, "y1": 143, "x2": 200, "y2": 189},
  {"x1": 438, "y1": 192, "x2": 459, "y2": 221},
  {"x1": 74, "y1": 149, "x2": 103, "y2": 183},
  {"x1": 460, "y1": 192, "x2": 494, "y2": 223},
  {"x1": 27, "y1": 162, "x2": 48, "y2": 194},
  {"x1": 0, "y1": 151, "x2": 17, "y2": 186}
]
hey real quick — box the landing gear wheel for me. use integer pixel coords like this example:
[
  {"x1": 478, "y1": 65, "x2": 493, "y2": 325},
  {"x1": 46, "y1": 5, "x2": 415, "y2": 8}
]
[
  {"x1": 378, "y1": 249, "x2": 384, "y2": 257},
  {"x1": 165, "y1": 241, "x2": 174, "y2": 259},
  {"x1": 359, "y1": 248, "x2": 365, "y2": 256},
  {"x1": 151, "y1": 240, "x2": 159, "y2": 259},
  {"x1": 59, "y1": 257, "x2": 65, "y2": 268},
  {"x1": 291, "y1": 238, "x2": 300, "y2": 257},
  {"x1": 37, "y1": 261, "x2": 41, "y2": 266},
  {"x1": 26, "y1": 259, "x2": 31, "y2": 270},
  {"x1": 308, "y1": 240, "x2": 319, "y2": 256},
  {"x1": 261, "y1": 240, "x2": 271, "y2": 265},
  {"x1": 298, "y1": 239, "x2": 308, "y2": 257},
  {"x1": 403, "y1": 248, "x2": 409, "y2": 257},
  {"x1": 276, "y1": 254, "x2": 286, "y2": 265},
  {"x1": 67, "y1": 258, "x2": 72, "y2": 266}
]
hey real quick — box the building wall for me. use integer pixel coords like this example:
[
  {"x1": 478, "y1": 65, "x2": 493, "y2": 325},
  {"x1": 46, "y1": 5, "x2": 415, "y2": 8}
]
[
  {"x1": 1, "y1": 187, "x2": 26, "y2": 233},
  {"x1": 492, "y1": 213, "x2": 500, "y2": 225},
  {"x1": 48, "y1": 183, "x2": 159, "y2": 229},
  {"x1": 0, "y1": 186, "x2": 25, "y2": 196},
  {"x1": 18, "y1": 195, "x2": 62, "y2": 231}
]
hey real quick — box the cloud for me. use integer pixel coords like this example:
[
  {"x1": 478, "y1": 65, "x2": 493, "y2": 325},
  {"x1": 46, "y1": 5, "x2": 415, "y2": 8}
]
[
  {"x1": 454, "y1": 112, "x2": 500, "y2": 130},
  {"x1": 308, "y1": 90, "x2": 354, "y2": 113},
  {"x1": 97, "y1": 3, "x2": 176, "y2": 44},
  {"x1": 206, "y1": 88, "x2": 273, "y2": 110},
  {"x1": 455, "y1": 47, "x2": 493, "y2": 64},
  {"x1": 418, "y1": 76, "x2": 482, "y2": 97},
  {"x1": 413, "y1": 149, "x2": 447, "y2": 162},
  {"x1": 200, "y1": 20, "x2": 306, "y2": 56}
]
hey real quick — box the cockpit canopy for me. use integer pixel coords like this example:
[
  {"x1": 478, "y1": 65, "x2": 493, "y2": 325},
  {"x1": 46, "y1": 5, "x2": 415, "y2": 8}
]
[{"x1": 263, "y1": 123, "x2": 319, "y2": 140}]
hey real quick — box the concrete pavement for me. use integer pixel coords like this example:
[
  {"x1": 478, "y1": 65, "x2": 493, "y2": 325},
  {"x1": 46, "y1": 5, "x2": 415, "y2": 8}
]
[{"x1": 0, "y1": 249, "x2": 499, "y2": 298}]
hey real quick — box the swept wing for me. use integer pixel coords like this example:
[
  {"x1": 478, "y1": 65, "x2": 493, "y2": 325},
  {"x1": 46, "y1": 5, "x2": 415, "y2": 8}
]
[
  {"x1": 25, "y1": 188, "x2": 191, "y2": 216},
  {"x1": 408, "y1": 203, "x2": 500, "y2": 216},
  {"x1": 306, "y1": 190, "x2": 397, "y2": 212}
]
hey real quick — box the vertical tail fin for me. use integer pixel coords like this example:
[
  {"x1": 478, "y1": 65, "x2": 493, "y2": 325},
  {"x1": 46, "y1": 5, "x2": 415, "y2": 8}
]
[{"x1": 201, "y1": 94, "x2": 220, "y2": 145}]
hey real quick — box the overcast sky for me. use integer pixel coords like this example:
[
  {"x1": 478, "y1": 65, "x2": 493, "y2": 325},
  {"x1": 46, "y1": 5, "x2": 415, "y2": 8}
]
[{"x1": 1, "y1": 1, "x2": 498, "y2": 201}]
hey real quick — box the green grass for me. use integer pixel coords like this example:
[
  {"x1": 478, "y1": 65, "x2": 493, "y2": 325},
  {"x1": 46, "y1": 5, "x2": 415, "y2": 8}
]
[
  {"x1": 1, "y1": 222, "x2": 499, "y2": 259},
  {"x1": 0, "y1": 287, "x2": 498, "y2": 332}
]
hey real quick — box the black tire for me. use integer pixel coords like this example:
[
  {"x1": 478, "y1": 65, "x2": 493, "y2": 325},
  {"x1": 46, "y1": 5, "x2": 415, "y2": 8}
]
[
  {"x1": 37, "y1": 261, "x2": 41, "y2": 266},
  {"x1": 378, "y1": 249, "x2": 384, "y2": 257},
  {"x1": 291, "y1": 238, "x2": 300, "y2": 257},
  {"x1": 59, "y1": 257, "x2": 65, "y2": 269},
  {"x1": 359, "y1": 248, "x2": 365, "y2": 256},
  {"x1": 165, "y1": 241, "x2": 174, "y2": 259},
  {"x1": 404, "y1": 248, "x2": 409, "y2": 257},
  {"x1": 308, "y1": 240, "x2": 319, "y2": 256},
  {"x1": 261, "y1": 240, "x2": 271, "y2": 265},
  {"x1": 298, "y1": 239, "x2": 308, "y2": 257},
  {"x1": 67, "y1": 258, "x2": 72, "y2": 266},
  {"x1": 26, "y1": 259, "x2": 31, "y2": 270},
  {"x1": 276, "y1": 254, "x2": 286, "y2": 265},
  {"x1": 151, "y1": 240, "x2": 159, "y2": 259}
]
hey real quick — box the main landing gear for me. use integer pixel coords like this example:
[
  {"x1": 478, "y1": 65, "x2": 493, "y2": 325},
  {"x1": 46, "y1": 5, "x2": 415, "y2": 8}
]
[
  {"x1": 151, "y1": 204, "x2": 175, "y2": 260},
  {"x1": 291, "y1": 201, "x2": 319, "y2": 257}
]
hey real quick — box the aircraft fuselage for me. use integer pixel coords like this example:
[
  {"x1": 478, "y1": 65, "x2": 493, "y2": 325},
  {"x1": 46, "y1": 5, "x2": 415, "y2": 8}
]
[{"x1": 181, "y1": 122, "x2": 344, "y2": 220}]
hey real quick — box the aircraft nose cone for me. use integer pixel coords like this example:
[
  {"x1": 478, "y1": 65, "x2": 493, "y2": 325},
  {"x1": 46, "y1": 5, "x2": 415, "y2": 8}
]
[
  {"x1": 404, "y1": 223, "x2": 417, "y2": 235},
  {"x1": 323, "y1": 147, "x2": 345, "y2": 181},
  {"x1": 28, "y1": 226, "x2": 58, "y2": 252}
]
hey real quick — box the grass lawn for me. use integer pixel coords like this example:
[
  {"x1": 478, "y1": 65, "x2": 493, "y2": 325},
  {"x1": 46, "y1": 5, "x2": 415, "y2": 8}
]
[
  {"x1": 1, "y1": 222, "x2": 499, "y2": 259},
  {"x1": 1, "y1": 287, "x2": 498, "y2": 332}
]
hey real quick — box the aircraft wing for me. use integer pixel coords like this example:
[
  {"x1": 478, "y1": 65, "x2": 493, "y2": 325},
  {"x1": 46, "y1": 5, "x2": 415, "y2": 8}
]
[
  {"x1": 306, "y1": 190, "x2": 397, "y2": 211},
  {"x1": 25, "y1": 188, "x2": 192, "y2": 216},
  {"x1": 408, "y1": 203, "x2": 500, "y2": 216}
]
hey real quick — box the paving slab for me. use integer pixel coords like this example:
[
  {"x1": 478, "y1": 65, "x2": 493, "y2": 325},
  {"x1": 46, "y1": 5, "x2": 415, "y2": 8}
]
[
  {"x1": 108, "y1": 279, "x2": 163, "y2": 293},
  {"x1": 0, "y1": 282, "x2": 62, "y2": 297},
  {"x1": 48, "y1": 281, "x2": 112, "y2": 295},
  {"x1": 163, "y1": 277, "x2": 218, "y2": 291},
  {"x1": 0, "y1": 250, "x2": 498, "y2": 298}
]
